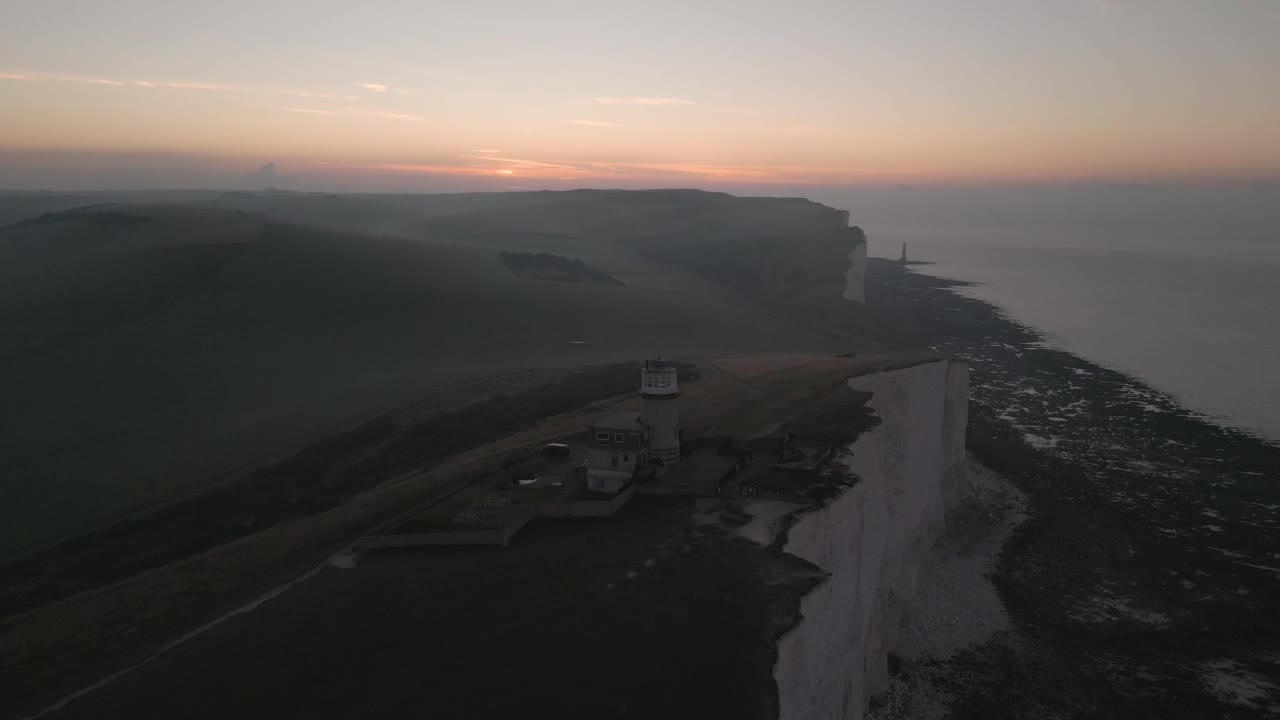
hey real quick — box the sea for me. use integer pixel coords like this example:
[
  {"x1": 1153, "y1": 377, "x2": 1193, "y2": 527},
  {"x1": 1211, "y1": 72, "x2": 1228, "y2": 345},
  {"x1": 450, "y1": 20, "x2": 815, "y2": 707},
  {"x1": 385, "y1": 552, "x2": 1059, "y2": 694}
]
[
  {"x1": 819, "y1": 183, "x2": 1280, "y2": 717},
  {"x1": 822, "y1": 183, "x2": 1280, "y2": 444}
]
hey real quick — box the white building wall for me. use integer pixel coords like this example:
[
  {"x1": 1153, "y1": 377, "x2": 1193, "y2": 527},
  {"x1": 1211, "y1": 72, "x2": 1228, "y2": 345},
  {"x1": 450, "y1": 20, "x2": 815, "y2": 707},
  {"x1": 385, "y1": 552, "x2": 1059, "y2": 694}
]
[
  {"x1": 585, "y1": 467, "x2": 632, "y2": 494},
  {"x1": 586, "y1": 441, "x2": 640, "y2": 493},
  {"x1": 587, "y1": 446, "x2": 638, "y2": 473},
  {"x1": 641, "y1": 397, "x2": 680, "y2": 462}
]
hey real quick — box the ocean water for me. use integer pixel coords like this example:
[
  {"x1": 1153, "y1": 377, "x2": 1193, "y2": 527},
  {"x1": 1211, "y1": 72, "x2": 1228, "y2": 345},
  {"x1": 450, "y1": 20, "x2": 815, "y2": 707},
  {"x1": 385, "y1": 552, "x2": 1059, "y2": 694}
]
[
  {"x1": 830, "y1": 184, "x2": 1280, "y2": 443},
  {"x1": 865, "y1": 230, "x2": 1280, "y2": 443}
]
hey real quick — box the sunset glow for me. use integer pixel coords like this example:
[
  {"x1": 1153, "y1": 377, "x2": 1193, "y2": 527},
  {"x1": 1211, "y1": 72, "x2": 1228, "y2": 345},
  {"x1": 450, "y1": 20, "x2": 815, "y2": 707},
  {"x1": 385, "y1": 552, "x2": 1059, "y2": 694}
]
[{"x1": 3, "y1": 0, "x2": 1278, "y2": 190}]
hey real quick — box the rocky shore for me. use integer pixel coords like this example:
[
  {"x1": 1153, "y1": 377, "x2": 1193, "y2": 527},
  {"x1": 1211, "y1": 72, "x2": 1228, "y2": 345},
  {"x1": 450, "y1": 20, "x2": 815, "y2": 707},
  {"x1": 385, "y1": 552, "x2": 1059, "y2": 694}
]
[{"x1": 866, "y1": 258, "x2": 1280, "y2": 719}]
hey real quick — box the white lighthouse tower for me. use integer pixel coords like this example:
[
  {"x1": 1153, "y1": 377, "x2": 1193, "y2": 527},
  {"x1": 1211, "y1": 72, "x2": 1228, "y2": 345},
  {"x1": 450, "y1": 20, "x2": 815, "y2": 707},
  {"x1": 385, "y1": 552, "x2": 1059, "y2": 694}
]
[{"x1": 639, "y1": 356, "x2": 681, "y2": 464}]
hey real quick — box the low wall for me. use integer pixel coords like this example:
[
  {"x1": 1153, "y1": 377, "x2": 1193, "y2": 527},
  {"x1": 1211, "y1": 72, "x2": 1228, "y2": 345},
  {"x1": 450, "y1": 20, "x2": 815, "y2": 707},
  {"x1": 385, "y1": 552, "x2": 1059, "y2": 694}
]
[
  {"x1": 636, "y1": 483, "x2": 718, "y2": 498},
  {"x1": 539, "y1": 484, "x2": 636, "y2": 518},
  {"x1": 637, "y1": 452, "x2": 741, "y2": 497}
]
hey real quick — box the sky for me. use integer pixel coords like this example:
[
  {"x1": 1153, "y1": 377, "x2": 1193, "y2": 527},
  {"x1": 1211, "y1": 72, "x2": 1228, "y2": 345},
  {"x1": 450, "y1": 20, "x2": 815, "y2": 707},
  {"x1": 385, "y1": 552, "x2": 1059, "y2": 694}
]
[{"x1": 2, "y1": 0, "x2": 1278, "y2": 191}]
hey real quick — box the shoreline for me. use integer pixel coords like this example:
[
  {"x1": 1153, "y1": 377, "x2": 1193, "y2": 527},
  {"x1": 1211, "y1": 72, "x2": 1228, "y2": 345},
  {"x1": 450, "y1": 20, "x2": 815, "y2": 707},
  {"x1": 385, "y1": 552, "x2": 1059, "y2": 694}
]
[
  {"x1": 5, "y1": 257, "x2": 1277, "y2": 718},
  {"x1": 866, "y1": 258, "x2": 1280, "y2": 718},
  {"x1": 878, "y1": 255, "x2": 1279, "y2": 447}
]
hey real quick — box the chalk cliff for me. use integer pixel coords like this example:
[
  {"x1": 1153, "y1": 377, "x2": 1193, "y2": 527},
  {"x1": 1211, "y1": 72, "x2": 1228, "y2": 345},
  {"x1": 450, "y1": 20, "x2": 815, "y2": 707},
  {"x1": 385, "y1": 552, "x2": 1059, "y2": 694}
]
[
  {"x1": 774, "y1": 359, "x2": 971, "y2": 720},
  {"x1": 843, "y1": 243, "x2": 867, "y2": 303}
]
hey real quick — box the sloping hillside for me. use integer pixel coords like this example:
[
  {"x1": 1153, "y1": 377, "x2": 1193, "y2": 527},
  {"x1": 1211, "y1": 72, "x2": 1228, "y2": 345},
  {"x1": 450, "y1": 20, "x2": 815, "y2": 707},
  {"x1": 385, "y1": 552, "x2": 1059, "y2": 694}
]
[
  {"x1": 622, "y1": 226, "x2": 872, "y2": 328},
  {"x1": 0, "y1": 204, "x2": 262, "y2": 282},
  {"x1": 0, "y1": 190, "x2": 222, "y2": 227},
  {"x1": 0, "y1": 193, "x2": 858, "y2": 555}
]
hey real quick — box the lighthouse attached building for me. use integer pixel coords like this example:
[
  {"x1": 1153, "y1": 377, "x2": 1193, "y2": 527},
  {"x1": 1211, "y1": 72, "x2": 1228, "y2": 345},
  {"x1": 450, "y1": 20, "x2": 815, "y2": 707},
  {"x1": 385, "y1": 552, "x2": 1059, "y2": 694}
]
[{"x1": 585, "y1": 356, "x2": 682, "y2": 494}]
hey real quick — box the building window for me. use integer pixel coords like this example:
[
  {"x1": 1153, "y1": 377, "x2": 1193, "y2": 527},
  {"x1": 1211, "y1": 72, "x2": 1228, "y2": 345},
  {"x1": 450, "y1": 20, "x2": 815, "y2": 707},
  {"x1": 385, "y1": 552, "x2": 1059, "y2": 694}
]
[
  {"x1": 611, "y1": 453, "x2": 618, "y2": 467},
  {"x1": 644, "y1": 370, "x2": 673, "y2": 388},
  {"x1": 593, "y1": 478, "x2": 604, "y2": 489},
  {"x1": 623, "y1": 453, "x2": 629, "y2": 463},
  {"x1": 614, "y1": 433, "x2": 624, "y2": 443},
  {"x1": 595, "y1": 432, "x2": 609, "y2": 445}
]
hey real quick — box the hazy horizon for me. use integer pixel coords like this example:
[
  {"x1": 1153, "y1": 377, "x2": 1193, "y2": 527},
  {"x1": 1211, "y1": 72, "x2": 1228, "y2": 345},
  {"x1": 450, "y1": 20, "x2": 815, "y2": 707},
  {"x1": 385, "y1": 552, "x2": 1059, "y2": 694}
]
[{"x1": 4, "y1": 0, "x2": 1279, "y2": 190}]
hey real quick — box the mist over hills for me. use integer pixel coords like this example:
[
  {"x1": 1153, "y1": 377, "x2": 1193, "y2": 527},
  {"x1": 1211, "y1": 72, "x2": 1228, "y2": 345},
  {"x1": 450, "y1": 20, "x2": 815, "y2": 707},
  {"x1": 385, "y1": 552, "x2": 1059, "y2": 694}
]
[{"x1": 0, "y1": 189, "x2": 868, "y2": 555}]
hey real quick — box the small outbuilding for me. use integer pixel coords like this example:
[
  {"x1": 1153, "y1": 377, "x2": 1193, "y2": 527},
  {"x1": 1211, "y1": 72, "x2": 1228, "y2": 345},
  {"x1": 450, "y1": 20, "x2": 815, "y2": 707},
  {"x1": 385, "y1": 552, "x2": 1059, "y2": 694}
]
[{"x1": 586, "y1": 411, "x2": 647, "y2": 493}]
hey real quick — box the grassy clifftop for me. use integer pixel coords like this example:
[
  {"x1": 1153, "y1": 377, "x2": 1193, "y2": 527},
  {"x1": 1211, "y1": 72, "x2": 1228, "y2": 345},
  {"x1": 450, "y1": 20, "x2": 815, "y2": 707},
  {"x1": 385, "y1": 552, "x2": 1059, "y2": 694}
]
[{"x1": 0, "y1": 189, "x2": 858, "y2": 555}]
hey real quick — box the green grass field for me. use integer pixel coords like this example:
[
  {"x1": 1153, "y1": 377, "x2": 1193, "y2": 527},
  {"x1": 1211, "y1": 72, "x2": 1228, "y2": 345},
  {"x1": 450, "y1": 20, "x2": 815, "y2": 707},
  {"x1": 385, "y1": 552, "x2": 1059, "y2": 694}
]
[{"x1": 0, "y1": 190, "x2": 857, "y2": 555}]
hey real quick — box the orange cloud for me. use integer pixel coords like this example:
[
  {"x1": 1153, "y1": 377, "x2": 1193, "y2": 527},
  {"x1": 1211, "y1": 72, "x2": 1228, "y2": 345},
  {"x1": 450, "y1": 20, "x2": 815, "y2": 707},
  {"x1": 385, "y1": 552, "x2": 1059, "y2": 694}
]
[
  {"x1": 7, "y1": 69, "x2": 340, "y2": 99},
  {"x1": 304, "y1": 154, "x2": 896, "y2": 185},
  {"x1": 593, "y1": 97, "x2": 695, "y2": 106},
  {"x1": 569, "y1": 119, "x2": 619, "y2": 127},
  {"x1": 135, "y1": 80, "x2": 242, "y2": 91},
  {"x1": 318, "y1": 161, "x2": 497, "y2": 177},
  {"x1": 359, "y1": 82, "x2": 410, "y2": 95},
  {"x1": 465, "y1": 155, "x2": 587, "y2": 172},
  {"x1": 345, "y1": 108, "x2": 428, "y2": 123},
  {"x1": 48, "y1": 73, "x2": 126, "y2": 86},
  {"x1": 282, "y1": 106, "x2": 428, "y2": 123}
]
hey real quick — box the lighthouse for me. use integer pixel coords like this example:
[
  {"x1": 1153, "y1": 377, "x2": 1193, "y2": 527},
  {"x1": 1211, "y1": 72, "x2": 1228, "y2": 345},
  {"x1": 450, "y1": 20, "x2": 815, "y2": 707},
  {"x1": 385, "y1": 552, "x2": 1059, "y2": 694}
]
[{"x1": 639, "y1": 356, "x2": 681, "y2": 464}]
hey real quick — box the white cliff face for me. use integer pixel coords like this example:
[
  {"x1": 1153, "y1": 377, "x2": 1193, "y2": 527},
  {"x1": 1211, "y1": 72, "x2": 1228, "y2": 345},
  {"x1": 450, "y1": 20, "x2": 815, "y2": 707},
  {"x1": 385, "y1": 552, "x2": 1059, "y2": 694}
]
[
  {"x1": 843, "y1": 244, "x2": 867, "y2": 303},
  {"x1": 774, "y1": 360, "x2": 971, "y2": 720}
]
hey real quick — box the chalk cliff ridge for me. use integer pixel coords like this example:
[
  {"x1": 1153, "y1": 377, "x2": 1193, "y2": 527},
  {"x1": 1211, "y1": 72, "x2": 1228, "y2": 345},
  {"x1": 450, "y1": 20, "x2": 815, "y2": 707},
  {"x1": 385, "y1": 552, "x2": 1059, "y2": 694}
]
[{"x1": 774, "y1": 359, "x2": 972, "y2": 720}]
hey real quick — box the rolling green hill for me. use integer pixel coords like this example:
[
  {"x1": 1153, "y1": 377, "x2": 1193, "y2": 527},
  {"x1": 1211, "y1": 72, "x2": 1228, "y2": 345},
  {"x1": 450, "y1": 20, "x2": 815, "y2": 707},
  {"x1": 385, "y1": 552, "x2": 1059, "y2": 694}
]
[{"x1": 0, "y1": 190, "x2": 866, "y2": 555}]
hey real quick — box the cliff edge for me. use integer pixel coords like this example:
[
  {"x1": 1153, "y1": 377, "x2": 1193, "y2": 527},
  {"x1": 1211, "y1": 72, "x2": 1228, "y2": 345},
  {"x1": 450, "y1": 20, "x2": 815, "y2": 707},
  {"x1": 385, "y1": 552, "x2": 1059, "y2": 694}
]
[{"x1": 774, "y1": 359, "x2": 972, "y2": 720}]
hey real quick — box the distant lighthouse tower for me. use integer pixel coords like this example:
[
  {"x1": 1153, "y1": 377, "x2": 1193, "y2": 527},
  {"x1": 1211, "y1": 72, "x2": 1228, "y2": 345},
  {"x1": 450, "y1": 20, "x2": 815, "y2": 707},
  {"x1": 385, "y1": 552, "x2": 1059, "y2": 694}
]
[
  {"x1": 639, "y1": 356, "x2": 681, "y2": 464},
  {"x1": 899, "y1": 242, "x2": 908, "y2": 264}
]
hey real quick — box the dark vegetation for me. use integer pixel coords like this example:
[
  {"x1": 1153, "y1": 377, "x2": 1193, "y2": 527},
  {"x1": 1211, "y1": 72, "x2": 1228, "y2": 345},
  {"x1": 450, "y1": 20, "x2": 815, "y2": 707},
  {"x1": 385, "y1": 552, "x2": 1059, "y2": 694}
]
[
  {"x1": 2, "y1": 192, "x2": 847, "y2": 555},
  {"x1": 623, "y1": 227, "x2": 879, "y2": 337},
  {"x1": 739, "y1": 386, "x2": 881, "y2": 505},
  {"x1": 789, "y1": 386, "x2": 881, "y2": 504},
  {"x1": 0, "y1": 186, "x2": 859, "y2": 613},
  {"x1": 347, "y1": 362, "x2": 647, "y2": 481},
  {"x1": 0, "y1": 242, "x2": 250, "y2": 362},
  {"x1": 782, "y1": 386, "x2": 879, "y2": 448},
  {"x1": 624, "y1": 228, "x2": 859, "y2": 298},
  {"x1": 40, "y1": 497, "x2": 822, "y2": 720},
  {"x1": 5, "y1": 206, "x2": 151, "y2": 230},
  {"x1": 0, "y1": 363, "x2": 648, "y2": 617},
  {"x1": 498, "y1": 251, "x2": 619, "y2": 284},
  {"x1": 413, "y1": 189, "x2": 846, "y2": 242}
]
